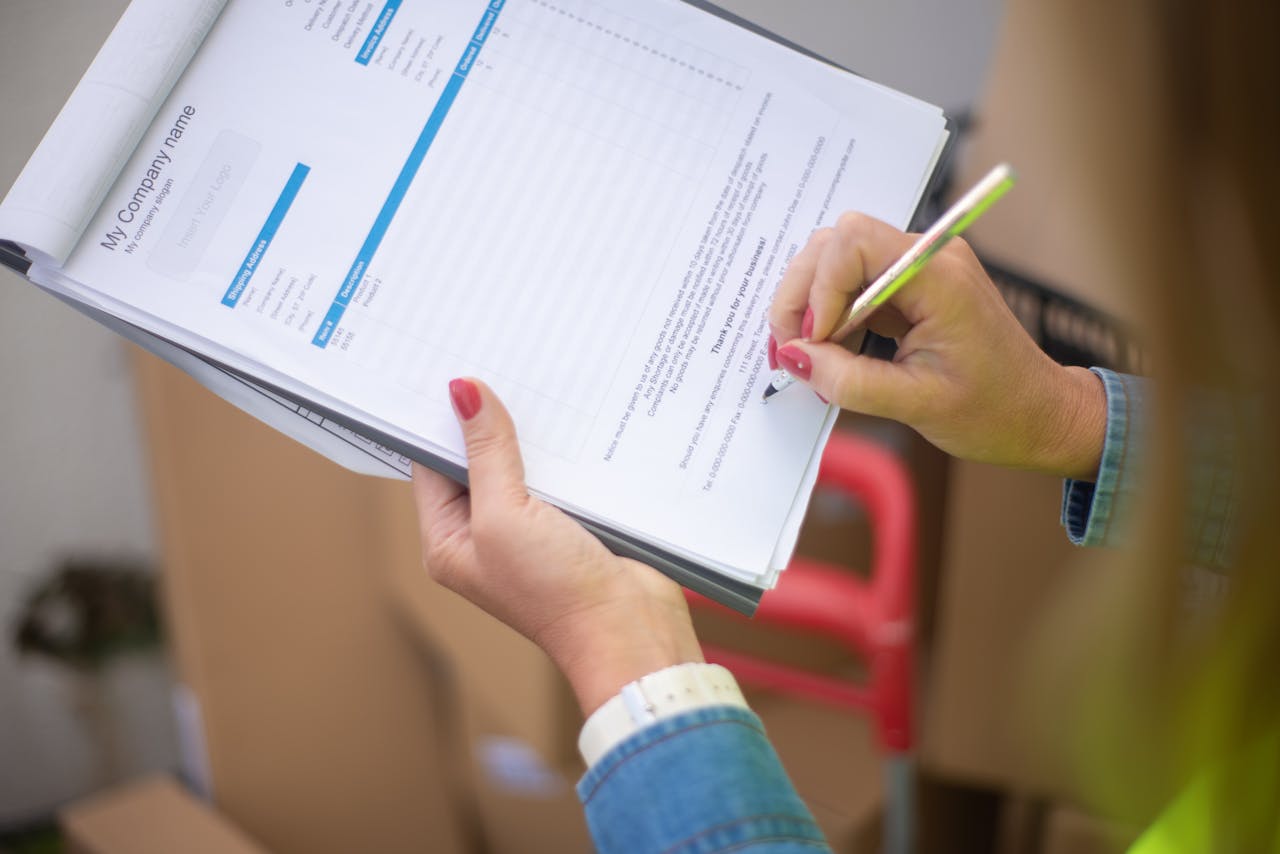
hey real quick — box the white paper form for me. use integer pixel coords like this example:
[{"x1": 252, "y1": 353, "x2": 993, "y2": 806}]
[
  {"x1": 0, "y1": 0, "x2": 227, "y2": 265},
  {"x1": 23, "y1": 0, "x2": 947, "y2": 587}
]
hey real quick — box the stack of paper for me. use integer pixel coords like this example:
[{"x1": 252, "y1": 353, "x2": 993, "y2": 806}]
[{"x1": 0, "y1": 0, "x2": 948, "y2": 612}]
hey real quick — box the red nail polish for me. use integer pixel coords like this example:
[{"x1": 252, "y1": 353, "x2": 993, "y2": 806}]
[
  {"x1": 775, "y1": 345, "x2": 811, "y2": 382},
  {"x1": 448, "y1": 378, "x2": 482, "y2": 421},
  {"x1": 767, "y1": 336, "x2": 778, "y2": 371},
  {"x1": 801, "y1": 307, "x2": 814, "y2": 339}
]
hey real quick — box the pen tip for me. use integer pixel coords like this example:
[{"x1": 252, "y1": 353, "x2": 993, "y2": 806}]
[{"x1": 761, "y1": 385, "x2": 777, "y2": 402}]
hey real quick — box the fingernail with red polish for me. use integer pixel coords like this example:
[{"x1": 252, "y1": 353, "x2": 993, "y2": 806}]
[
  {"x1": 448, "y1": 378, "x2": 482, "y2": 421},
  {"x1": 775, "y1": 345, "x2": 811, "y2": 382},
  {"x1": 767, "y1": 336, "x2": 778, "y2": 371},
  {"x1": 801, "y1": 306, "x2": 814, "y2": 339}
]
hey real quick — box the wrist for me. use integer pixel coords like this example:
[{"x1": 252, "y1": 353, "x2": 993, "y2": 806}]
[
  {"x1": 560, "y1": 628, "x2": 705, "y2": 717},
  {"x1": 578, "y1": 662, "x2": 746, "y2": 766},
  {"x1": 543, "y1": 582, "x2": 705, "y2": 717},
  {"x1": 568, "y1": 651, "x2": 706, "y2": 719},
  {"x1": 1034, "y1": 365, "x2": 1107, "y2": 481}
]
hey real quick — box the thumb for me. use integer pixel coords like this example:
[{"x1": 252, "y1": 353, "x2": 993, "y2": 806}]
[
  {"x1": 449, "y1": 378, "x2": 528, "y2": 507},
  {"x1": 779, "y1": 340, "x2": 921, "y2": 422}
]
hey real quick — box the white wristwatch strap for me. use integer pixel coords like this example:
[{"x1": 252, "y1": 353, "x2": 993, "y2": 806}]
[{"x1": 578, "y1": 662, "x2": 747, "y2": 767}]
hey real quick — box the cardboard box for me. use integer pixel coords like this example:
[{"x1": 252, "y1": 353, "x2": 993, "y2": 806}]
[
  {"x1": 376, "y1": 480, "x2": 582, "y2": 767},
  {"x1": 133, "y1": 353, "x2": 472, "y2": 854},
  {"x1": 918, "y1": 454, "x2": 1162, "y2": 814},
  {"x1": 377, "y1": 520, "x2": 593, "y2": 853},
  {"x1": 61, "y1": 775, "x2": 267, "y2": 854},
  {"x1": 379, "y1": 511, "x2": 594, "y2": 852},
  {"x1": 918, "y1": 0, "x2": 1164, "y2": 801},
  {"x1": 920, "y1": 460, "x2": 1090, "y2": 796},
  {"x1": 751, "y1": 693, "x2": 884, "y2": 854},
  {"x1": 463, "y1": 704, "x2": 594, "y2": 854},
  {"x1": 950, "y1": 0, "x2": 1163, "y2": 327},
  {"x1": 1041, "y1": 803, "x2": 1136, "y2": 854},
  {"x1": 469, "y1": 745, "x2": 593, "y2": 854}
]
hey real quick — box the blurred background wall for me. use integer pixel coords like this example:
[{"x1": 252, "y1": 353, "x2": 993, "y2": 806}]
[{"x1": 0, "y1": 0, "x2": 177, "y2": 831}]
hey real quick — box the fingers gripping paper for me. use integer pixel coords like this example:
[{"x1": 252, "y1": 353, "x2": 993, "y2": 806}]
[{"x1": 1, "y1": 0, "x2": 949, "y2": 610}]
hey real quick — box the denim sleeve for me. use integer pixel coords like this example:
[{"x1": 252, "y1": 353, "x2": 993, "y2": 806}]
[
  {"x1": 1061, "y1": 368, "x2": 1146, "y2": 548},
  {"x1": 1061, "y1": 369, "x2": 1236, "y2": 570},
  {"x1": 576, "y1": 706, "x2": 831, "y2": 854}
]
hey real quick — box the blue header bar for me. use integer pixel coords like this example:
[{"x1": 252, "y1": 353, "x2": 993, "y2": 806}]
[
  {"x1": 223, "y1": 162, "x2": 310, "y2": 308},
  {"x1": 472, "y1": 8, "x2": 498, "y2": 43},
  {"x1": 356, "y1": 0, "x2": 402, "y2": 66},
  {"x1": 313, "y1": 1, "x2": 506, "y2": 347}
]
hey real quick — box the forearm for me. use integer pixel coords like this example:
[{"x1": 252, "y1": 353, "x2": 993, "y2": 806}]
[
  {"x1": 548, "y1": 585, "x2": 705, "y2": 716},
  {"x1": 1027, "y1": 364, "x2": 1108, "y2": 482}
]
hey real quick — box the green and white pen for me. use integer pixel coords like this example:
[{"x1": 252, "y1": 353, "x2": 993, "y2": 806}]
[{"x1": 762, "y1": 162, "x2": 1016, "y2": 401}]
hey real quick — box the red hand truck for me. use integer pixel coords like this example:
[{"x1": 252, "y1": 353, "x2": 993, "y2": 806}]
[{"x1": 687, "y1": 429, "x2": 917, "y2": 854}]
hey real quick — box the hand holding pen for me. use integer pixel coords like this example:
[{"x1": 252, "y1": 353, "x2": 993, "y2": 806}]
[
  {"x1": 764, "y1": 163, "x2": 1016, "y2": 400},
  {"x1": 763, "y1": 163, "x2": 1108, "y2": 481}
]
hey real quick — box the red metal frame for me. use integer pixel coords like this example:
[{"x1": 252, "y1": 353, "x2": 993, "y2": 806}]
[{"x1": 686, "y1": 430, "x2": 917, "y2": 753}]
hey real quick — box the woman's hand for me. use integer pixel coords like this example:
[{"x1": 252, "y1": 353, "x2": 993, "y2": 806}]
[
  {"x1": 411, "y1": 378, "x2": 703, "y2": 716},
  {"x1": 768, "y1": 212, "x2": 1106, "y2": 481}
]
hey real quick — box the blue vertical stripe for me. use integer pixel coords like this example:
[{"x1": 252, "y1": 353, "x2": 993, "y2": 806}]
[
  {"x1": 223, "y1": 163, "x2": 310, "y2": 307},
  {"x1": 356, "y1": 0, "x2": 402, "y2": 66},
  {"x1": 313, "y1": 0, "x2": 505, "y2": 347}
]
